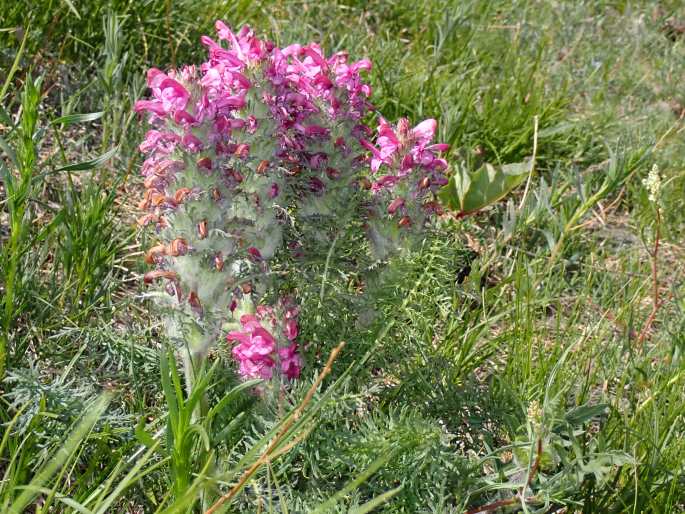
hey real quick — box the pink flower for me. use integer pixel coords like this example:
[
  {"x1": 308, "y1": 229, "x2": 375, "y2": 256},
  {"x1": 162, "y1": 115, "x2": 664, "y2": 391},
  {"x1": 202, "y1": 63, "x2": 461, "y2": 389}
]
[
  {"x1": 284, "y1": 319, "x2": 298, "y2": 340},
  {"x1": 228, "y1": 316, "x2": 277, "y2": 380},
  {"x1": 134, "y1": 99, "x2": 167, "y2": 117},
  {"x1": 377, "y1": 117, "x2": 400, "y2": 157},
  {"x1": 238, "y1": 357, "x2": 274, "y2": 380},
  {"x1": 302, "y1": 124, "x2": 330, "y2": 138},
  {"x1": 226, "y1": 303, "x2": 303, "y2": 381},
  {"x1": 159, "y1": 78, "x2": 190, "y2": 112},
  {"x1": 182, "y1": 132, "x2": 203, "y2": 152},
  {"x1": 371, "y1": 175, "x2": 400, "y2": 192},
  {"x1": 278, "y1": 343, "x2": 302, "y2": 379},
  {"x1": 411, "y1": 118, "x2": 436, "y2": 144},
  {"x1": 134, "y1": 71, "x2": 191, "y2": 118},
  {"x1": 247, "y1": 247, "x2": 262, "y2": 261}
]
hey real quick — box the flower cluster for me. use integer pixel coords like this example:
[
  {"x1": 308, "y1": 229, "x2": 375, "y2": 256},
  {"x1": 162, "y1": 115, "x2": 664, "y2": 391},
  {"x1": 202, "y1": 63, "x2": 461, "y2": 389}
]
[
  {"x1": 135, "y1": 21, "x2": 450, "y2": 382},
  {"x1": 642, "y1": 164, "x2": 662, "y2": 205},
  {"x1": 227, "y1": 300, "x2": 301, "y2": 380},
  {"x1": 360, "y1": 118, "x2": 449, "y2": 256},
  {"x1": 364, "y1": 117, "x2": 448, "y2": 213}
]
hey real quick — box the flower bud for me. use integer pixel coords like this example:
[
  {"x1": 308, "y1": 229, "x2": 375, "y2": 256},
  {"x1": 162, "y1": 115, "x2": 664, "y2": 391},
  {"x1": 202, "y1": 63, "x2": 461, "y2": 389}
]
[
  {"x1": 398, "y1": 215, "x2": 411, "y2": 227},
  {"x1": 247, "y1": 247, "x2": 262, "y2": 261},
  {"x1": 234, "y1": 143, "x2": 250, "y2": 158},
  {"x1": 197, "y1": 157, "x2": 212, "y2": 170},
  {"x1": 145, "y1": 244, "x2": 167, "y2": 264},
  {"x1": 197, "y1": 220, "x2": 208, "y2": 239},
  {"x1": 325, "y1": 167, "x2": 340, "y2": 179},
  {"x1": 174, "y1": 188, "x2": 192, "y2": 204},
  {"x1": 168, "y1": 238, "x2": 188, "y2": 256},
  {"x1": 256, "y1": 160, "x2": 270, "y2": 175},
  {"x1": 387, "y1": 197, "x2": 405, "y2": 215},
  {"x1": 214, "y1": 254, "x2": 224, "y2": 271},
  {"x1": 143, "y1": 270, "x2": 178, "y2": 284},
  {"x1": 137, "y1": 213, "x2": 159, "y2": 226},
  {"x1": 188, "y1": 291, "x2": 203, "y2": 317}
]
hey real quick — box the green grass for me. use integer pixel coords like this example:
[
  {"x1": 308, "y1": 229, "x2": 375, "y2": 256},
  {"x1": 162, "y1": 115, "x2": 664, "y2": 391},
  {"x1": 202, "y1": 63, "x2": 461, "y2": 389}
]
[{"x1": 1, "y1": 0, "x2": 684, "y2": 512}]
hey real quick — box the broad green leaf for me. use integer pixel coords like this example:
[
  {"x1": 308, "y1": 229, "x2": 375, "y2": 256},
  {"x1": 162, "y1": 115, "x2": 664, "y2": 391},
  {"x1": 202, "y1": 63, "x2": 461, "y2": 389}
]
[{"x1": 439, "y1": 159, "x2": 532, "y2": 216}]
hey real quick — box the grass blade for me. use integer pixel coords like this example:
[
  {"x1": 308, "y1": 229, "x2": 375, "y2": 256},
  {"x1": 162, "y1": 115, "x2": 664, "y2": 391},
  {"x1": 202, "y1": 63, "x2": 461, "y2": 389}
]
[
  {"x1": 0, "y1": 24, "x2": 30, "y2": 102},
  {"x1": 8, "y1": 394, "x2": 111, "y2": 514},
  {"x1": 51, "y1": 111, "x2": 104, "y2": 126}
]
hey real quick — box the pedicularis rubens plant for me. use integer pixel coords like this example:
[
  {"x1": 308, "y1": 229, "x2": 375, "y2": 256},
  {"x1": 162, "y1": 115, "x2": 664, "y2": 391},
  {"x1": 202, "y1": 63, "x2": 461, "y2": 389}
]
[{"x1": 135, "y1": 21, "x2": 529, "y2": 396}]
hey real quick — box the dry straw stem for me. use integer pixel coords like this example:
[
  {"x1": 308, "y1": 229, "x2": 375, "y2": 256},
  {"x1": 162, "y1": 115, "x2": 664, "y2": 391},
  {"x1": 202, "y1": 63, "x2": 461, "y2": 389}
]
[{"x1": 204, "y1": 341, "x2": 346, "y2": 514}]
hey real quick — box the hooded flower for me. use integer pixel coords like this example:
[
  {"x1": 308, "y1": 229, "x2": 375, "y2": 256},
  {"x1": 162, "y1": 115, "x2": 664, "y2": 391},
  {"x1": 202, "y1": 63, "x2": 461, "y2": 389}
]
[{"x1": 226, "y1": 304, "x2": 303, "y2": 381}]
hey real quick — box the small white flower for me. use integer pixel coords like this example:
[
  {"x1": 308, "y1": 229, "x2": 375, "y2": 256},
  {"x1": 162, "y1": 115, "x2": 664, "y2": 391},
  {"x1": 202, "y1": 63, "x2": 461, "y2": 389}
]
[
  {"x1": 642, "y1": 164, "x2": 662, "y2": 204},
  {"x1": 527, "y1": 399, "x2": 543, "y2": 429}
]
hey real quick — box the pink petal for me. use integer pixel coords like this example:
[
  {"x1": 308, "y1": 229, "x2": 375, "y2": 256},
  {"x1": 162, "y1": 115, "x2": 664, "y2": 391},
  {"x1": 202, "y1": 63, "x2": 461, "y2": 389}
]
[{"x1": 412, "y1": 119, "x2": 437, "y2": 143}]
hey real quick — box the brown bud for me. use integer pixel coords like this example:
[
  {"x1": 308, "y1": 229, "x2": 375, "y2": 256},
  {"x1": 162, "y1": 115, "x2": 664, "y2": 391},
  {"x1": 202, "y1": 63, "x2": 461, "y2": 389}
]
[
  {"x1": 423, "y1": 200, "x2": 444, "y2": 215},
  {"x1": 137, "y1": 213, "x2": 159, "y2": 226},
  {"x1": 419, "y1": 177, "x2": 431, "y2": 189},
  {"x1": 197, "y1": 220, "x2": 208, "y2": 239},
  {"x1": 234, "y1": 143, "x2": 250, "y2": 158},
  {"x1": 138, "y1": 189, "x2": 153, "y2": 210},
  {"x1": 231, "y1": 170, "x2": 244, "y2": 182},
  {"x1": 197, "y1": 157, "x2": 212, "y2": 170},
  {"x1": 359, "y1": 177, "x2": 372, "y2": 190},
  {"x1": 398, "y1": 216, "x2": 412, "y2": 228},
  {"x1": 211, "y1": 187, "x2": 222, "y2": 202},
  {"x1": 387, "y1": 197, "x2": 405, "y2": 215},
  {"x1": 241, "y1": 282, "x2": 252, "y2": 294},
  {"x1": 143, "y1": 270, "x2": 178, "y2": 284},
  {"x1": 188, "y1": 291, "x2": 203, "y2": 317},
  {"x1": 143, "y1": 174, "x2": 162, "y2": 189},
  {"x1": 144, "y1": 244, "x2": 167, "y2": 264},
  {"x1": 174, "y1": 188, "x2": 192, "y2": 204},
  {"x1": 214, "y1": 254, "x2": 224, "y2": 271},
  {"x1": 151, "y1": 193, "x2": 169, "y2": 207},
  {"x1": 326, "y1": 167, "x2": 340, "y2": 179},
  {"x1": 168, "y1": 238, "x2": 188, "y2": 256},
  {"x1": 256, "y1": 159, "x2": 270, "y2": 174}
]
